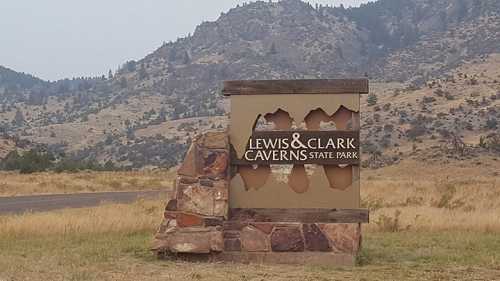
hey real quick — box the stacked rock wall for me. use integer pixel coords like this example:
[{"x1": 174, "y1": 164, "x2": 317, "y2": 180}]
[{"x1": 152, "y1": 132, "x2": 230, "y2": 254}]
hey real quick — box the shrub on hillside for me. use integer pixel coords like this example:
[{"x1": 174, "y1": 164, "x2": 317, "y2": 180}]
[
  {"x1": 480, "y1": 134, "x2": 500, "y2": 152},
  {"x1": 367, "y1": 93, "x2": 378, "y2": 106},
  {"x1": 486, "y1": 118, "x2": 498, "y2": 130},
  {"x1": 1, "y1": 149, "x2": 54, "y2": 174},
  {"x1": 0, "y1": 149, "x2": 121, "y2": 174}
]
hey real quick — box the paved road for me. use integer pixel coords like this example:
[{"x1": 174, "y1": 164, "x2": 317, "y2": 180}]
[{"x1": 0, "y1": 190, "x2": 164, "y2": 214}]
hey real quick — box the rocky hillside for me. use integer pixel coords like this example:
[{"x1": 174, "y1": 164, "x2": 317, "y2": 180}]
[
  {"x1": 0, "y1": 0, "x2": 499, "y2": 169},
  {"x1": 362, "y1": 54, "x2": 500, "y2": 168}
]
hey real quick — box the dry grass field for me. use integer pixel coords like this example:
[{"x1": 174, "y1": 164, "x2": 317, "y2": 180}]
[
  {"x1": 362, "y1": 158, "x2": 500, "y2": 233},
  {"x1": 0, "y1": 159, "x2": 499, "y2": 280},
  {"x1": 0, "y1": 170, "x2": 176, "y2": 197},
  {"x1": 0, "y1": 200, "x2": 499, "y2": 280}
]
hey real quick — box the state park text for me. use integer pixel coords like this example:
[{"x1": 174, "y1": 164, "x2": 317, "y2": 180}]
[{"x1": 233, "y1": 131, "x2": 360, "y2": 165}]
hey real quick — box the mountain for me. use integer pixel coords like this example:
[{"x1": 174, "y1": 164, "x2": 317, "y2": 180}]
[
  {"x1": 0, "y1": 65, "x2": 50, "y2": 107},
  {"x1": 0, "y1": 0, "x2": 499, "y2": 169},
  {"x1": 0, "y1": 65, "x2": 47, "y2": 90}
]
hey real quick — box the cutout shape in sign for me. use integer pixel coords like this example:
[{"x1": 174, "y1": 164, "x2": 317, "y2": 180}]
[
  {"x1": 238, "y1": 165, "x2": 271, "y2": 191},
  {"x1": 288, "y1": 164, "x2": 310, "y2": 194},
  {"x1": 305, "y1": 106, "x2": 353, "y2": 131}
]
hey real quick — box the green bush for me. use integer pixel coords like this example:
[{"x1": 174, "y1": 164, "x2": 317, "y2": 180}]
[
  {"x1": 367, "y1": 93, "x2": 378, "y2": 106},
  {"x1": 2, "y1": 149, "x2": 54, "y2": 174},
  {"x1": 1, "y1": 149, "x2": 120, "y2": 174}
]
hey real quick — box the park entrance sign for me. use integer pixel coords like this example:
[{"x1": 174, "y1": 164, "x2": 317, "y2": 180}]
[{"x1": 153, "y1": 79, "x2": 369, "y2": 266}]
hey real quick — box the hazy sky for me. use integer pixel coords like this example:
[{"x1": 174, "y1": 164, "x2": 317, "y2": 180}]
[{"x1": 0, "y1": 0, "x2": 370, "y2": 81}]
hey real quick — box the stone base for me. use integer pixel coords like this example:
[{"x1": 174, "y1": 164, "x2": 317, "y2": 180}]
[
  {"x1": 215, "y1": 252, "x2": 356, "y2": 266},
  {"x1": 222, "y1": 222, "x2": 361, "y2": 255},
  {"x1": 215, "y1": 222, "x2": 362, "y2": 266}
]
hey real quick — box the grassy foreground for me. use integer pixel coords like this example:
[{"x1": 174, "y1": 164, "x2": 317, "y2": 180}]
[
  {"x1": 0, "y1": 199, "x2": 499, "y2": 281},
  {"x1": 1, "y1": 160, "x2": 499, "y2": 280},
  {"x1": 1, "y1": 230, "x2": 499, "y2": 281}
]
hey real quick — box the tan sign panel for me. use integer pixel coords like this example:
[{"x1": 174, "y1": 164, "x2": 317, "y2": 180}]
[{"x1": 223, "y1": 79, "x2": 367, "y2": 210}]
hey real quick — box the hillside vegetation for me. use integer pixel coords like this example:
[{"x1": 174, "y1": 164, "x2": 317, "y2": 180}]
[{"x1": 0, "y1": 0, "x2": 499, "y2": 169}]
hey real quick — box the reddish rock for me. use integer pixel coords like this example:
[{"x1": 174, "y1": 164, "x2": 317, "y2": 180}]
[
  {"x1": 250, "y1": 223, "x2": 275, "y2": 234},
  {"x1": 204, "y1": 217, "x2": 223, "y2": 227},
  {"x1": 164, "y1": 211, "x2": 177, "y2": 220},
  {"x1": 213, "y1": 200, "x2": 228, "y2": 218},
  {"x1": 241, "y1": 226, "x2": 270, "y2": 252},
  {"x1": 319, "y1": 224, "x2": 361, "y2": 254},
  {"x1": 271, "y1": 226, "x2": 304, "y2": 252},
  {"x1": 210, "y1": 230, "x2": 224, "y2": 252},
  {"x1": 213, "y1": 180, "x2": 229, "y2": 200},
  {"x1": 151, "y1": 238, "x2": 169, "y2": 251},
  {"x1": 202, "y1": 132, "x2": 228, "y2": 149},
  {"x1": 169, "y1": 235, "x2": 210, "y2": 253},
  {"x1": 166, "y1": 228, "x2": 209, "y2": 253},
  {"x1": 336, "y1": 235, "x2": 357, "y2": 253},
  {"x1": 223, "y1": 221, "x2": 246, "y2": 231},
  {"x1": 224, "y1": 239, "x2": 241, "y2": 252},
  {"x1": 177, "y1": 144, "x2": 199, "y2": 177},
  {"x1": 155, "y1": 222, "x2": 176, "y2": 239},
  {"x1": 177, "y1": 183, "x2": 214, "y2": 216},
  {"x1": 167, "y1": 219, "x2": 177, "y2": 228},
  {"x1": 223, "y1": 231, "x2": 240, "y2": 239},
  {"x1": 157, "y1": 218, "x2": 173, "y2": 234},
  {"x1": 203, "y1": 151, "x2": 228, "y2": 178},
  {"x1": 160, "y1": 227, "x2": 223, "y2": 254},
  {"x1": 165, "y1": 199, "x2": 177, "y2": 211},
  {"x1": 199, "y1": 178, "x2": 214, "y2": 187},
  {"x1": 178, "y1": 176, "x2": 198, "y2": 184},
  {"x1": 213, "y1": 180, "x2": 229, "y2": 218},
  {"x1": 303, "y1": 224, "x2": 331, "y2": 252},
  {"x1": 176, "y1": 213, "x2": 204, "y2": 227}
]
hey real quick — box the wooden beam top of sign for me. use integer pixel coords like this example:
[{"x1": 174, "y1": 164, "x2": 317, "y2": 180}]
[{"x1": 222, "y1": 79, "x2": 369, "y2": 96}]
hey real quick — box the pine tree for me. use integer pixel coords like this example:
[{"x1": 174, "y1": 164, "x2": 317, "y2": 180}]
[
  {"x1": 183, "y1": 50, "x2": 191, "y2": 64},
  {"x1": 13, "y1": 109, "x2": 25, "y2": 126},
  {"x1": 159, "y1": 106, "x2": 167, "y2": 122},
  {"x1": 486, "y1": 118, "x2": 498, "y2": 130},
  {"x1": 108, "y1": 69, "x2": 113, "y2": 79},
  {"x1": 119, "y1": 77, "x2": 127, "y2": 88},
  {"x1": 269, "y1": 42, "x2": 278, "y2": 55},
  {"x1": 138, "y1": 63, "x2": 148, "y2": 80},
  {"x1": 367, "y1": 93, "x2": 378, "y2": 106},
  {"x1": 103, "y1": 160, "x2": 116, "y2": 171}
]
